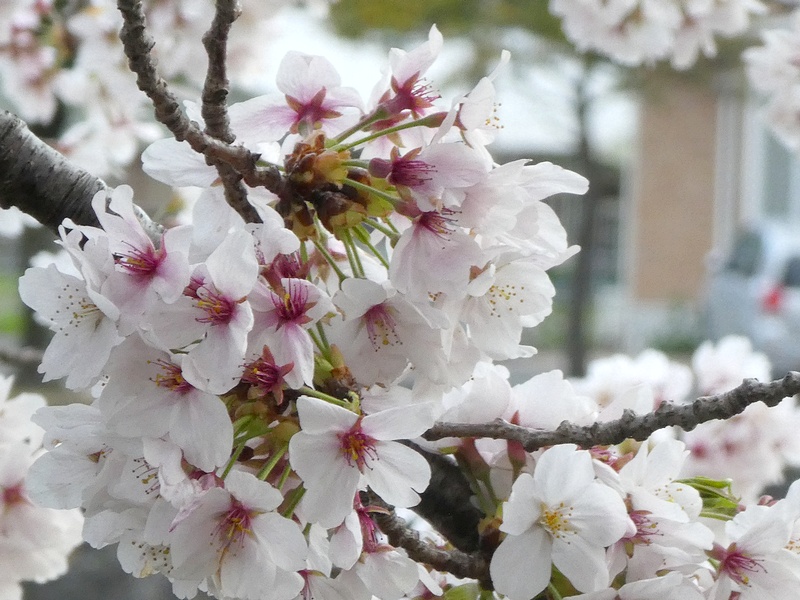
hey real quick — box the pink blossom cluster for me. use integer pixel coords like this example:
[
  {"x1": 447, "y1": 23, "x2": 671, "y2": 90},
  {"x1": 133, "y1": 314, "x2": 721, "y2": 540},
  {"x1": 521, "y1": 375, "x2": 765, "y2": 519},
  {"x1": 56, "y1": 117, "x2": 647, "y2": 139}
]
[
  {"x1": 0, "y1": 376, "x2": 83, "y2": 600},
  {"x1": 549, "y1": 0, "x2": 765, "y2": 69},
  {"x1": 744, "y1": 11, "x2": 800, "y2": 151},
  {"x1": 0, "y1": 0, "x2": 293, "y2": 177},
  {"x1": 16, "y1": 24, "x2": 800, "y2": 600}
]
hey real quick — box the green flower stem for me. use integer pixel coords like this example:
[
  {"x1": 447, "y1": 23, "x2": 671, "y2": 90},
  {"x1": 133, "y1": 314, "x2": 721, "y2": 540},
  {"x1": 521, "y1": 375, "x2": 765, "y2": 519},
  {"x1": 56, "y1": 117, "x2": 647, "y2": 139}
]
[
  {"x1": 282, "y1": 485, "x2": 306, "y2": 518},
  {"x1": 220, "y1": 441, "x2": 248, "y2": 480},
  {"x1": 276, "y1": 463, "x2": 292, "y2": 491},
  {"x1": 308, "y1": 327, "x2": 326, "y2": 357},
  {"x1": 298, "y1": 385, "x2": 352, "y2": 409},
  {"x1": 342, "y1": 229, "x2": 365, "y2": 278},
  {"x1": 353, "y1": 226, "x2": 390, "y2": 269},
  {"x1": 340, "y1": 230, "x2": 363, "y2": 278},
  {"x1": 343, "y1": 177, "x2": 401, "y2": 206},
  {"x1": 257, "y1": 441, "x2": 289, "y2": 481},
  {"x1": 363, "y1": 217, "x2": 400, "y2": 241},
  {"x1": 311, "y1": 238, "x2": 347, "y2": 284},
  {"x1": 341, "y1": 159, "x2": 370, "y2": 169},
  {"x1": 455, "y1": 454, "x2": 496, "y2": 517},
  {"x1": 330, "y1": 107, "x2": 389, "y2": 145},
  {"x1": 232, "y1": 415, "x2": 255, "y2": 437},
  {"x1": 547, "y1": 582, "x2": 564, "y2": 600},
  {"x1": 336, "y1": 114, "x2": 442, "y2": 152},
  {"x1": 315, "y1": 322, "x2": 332, "y2": 355}
]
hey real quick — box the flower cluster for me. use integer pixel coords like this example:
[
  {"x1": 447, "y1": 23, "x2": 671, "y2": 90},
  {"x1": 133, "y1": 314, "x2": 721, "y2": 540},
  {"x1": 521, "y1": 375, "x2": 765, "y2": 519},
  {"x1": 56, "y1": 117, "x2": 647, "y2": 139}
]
[
  {"x1": 0, "y1": 376, "x2": 83, "y2": 600},
  {"x1": 0, "y1": 0, "x2": 297, "y2": 178},
  {"x1": 18, "y1": 27, "x2": 587, "y2": 600},
  {"x1": 550, "y1": 0, "x2": 765, "y2": 69},
  {"x1": 17, "y1": 20, "x2": 800, "y2": 600},
  {"x1": 744, "y1": 12, "x2": 800, "y2": 150}
]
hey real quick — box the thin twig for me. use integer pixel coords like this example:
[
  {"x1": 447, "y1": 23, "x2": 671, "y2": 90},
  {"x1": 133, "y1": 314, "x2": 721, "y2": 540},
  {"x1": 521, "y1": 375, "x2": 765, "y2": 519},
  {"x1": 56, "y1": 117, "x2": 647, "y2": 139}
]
[
  {"x1": 423, "y1": 372, "x2": 800, "y2": 451},
  {"x1": 116, "y1": 0, "x2": 269, "y2": 222},
  {"x1": 364, "y1": 492, "x2": 491, "y2": 587},
  {"x1": 200, "y1": 0, "x2": 255, "y2": 221}
]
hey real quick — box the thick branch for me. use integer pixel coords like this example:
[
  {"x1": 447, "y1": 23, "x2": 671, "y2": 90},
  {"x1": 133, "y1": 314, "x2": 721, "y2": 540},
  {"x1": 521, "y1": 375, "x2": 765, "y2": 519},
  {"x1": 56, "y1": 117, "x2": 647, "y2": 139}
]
[
  {"x1": 365, "y1": 492, "x2": 491, "y2": 587},
  {"x1": 0, "y1": 110, "x2": 104, "y2": 233},
  {"x1": 404, "y1": 441, "x2": 482, "y2": 553},
  {"x1": 423, "y1": 372, "x2": 800, "y2": 451}
]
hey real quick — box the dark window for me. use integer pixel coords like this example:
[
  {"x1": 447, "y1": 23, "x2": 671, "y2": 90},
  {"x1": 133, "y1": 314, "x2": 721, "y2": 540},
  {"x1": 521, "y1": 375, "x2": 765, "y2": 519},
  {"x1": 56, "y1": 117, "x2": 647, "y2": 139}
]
[
  {"x1": 783, "y1": 257, "x2": 800, "y2": 287},
  {"x1": 726, "y1": 231, "x2": 762, "y2": 277}
]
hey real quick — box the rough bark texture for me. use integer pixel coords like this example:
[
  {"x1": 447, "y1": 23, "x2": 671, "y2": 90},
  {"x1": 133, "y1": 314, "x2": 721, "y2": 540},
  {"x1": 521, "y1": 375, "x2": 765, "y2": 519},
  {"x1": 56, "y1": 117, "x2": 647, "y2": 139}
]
[
  {"x1": 0, "y1": 110, "x2": 104, "y2": 233},
  {"x1": 424, "y1": 371, "x2": 800, "y2": 450}
]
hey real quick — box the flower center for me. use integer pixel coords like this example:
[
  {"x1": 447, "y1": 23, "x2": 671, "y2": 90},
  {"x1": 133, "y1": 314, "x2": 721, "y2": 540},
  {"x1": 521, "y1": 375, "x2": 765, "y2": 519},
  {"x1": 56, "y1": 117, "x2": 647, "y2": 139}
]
[
  {"x1": 364, "y1": 303, "x2": 401, "y2": 350},
  {"x1": 195, "y1": 286, "x2": 237, "y2": 325},
  {"x1": 627, "y1": 510, "x2": 660, "y2": 545},
  {"x1": 539, "y1": 502, "x2": 574, "y2": 540},
  {"x1": 115, "y1": 242, "x2": 161, "y2": 276},
  {"x1": 151, "y1": 359, "x2": 193, "y2": 394},
  {"x1": 720, "y1": 545, "x2": 767, "y2": 586},
  {"x1": 271, "y1": 281, "x2": 313, "y2": 326},
  {"x1": 2, "y1": 483, "x2": 26, "y2": 508},
  {"x1": 417, "y1": 211, "x2": 455, "y2": 239},
  {"x1": 339, "y1": 421, "x2": 378, "y2": 472},
  {"x1": 215, "y1": 499, "x2": 259, "y2": 560}
]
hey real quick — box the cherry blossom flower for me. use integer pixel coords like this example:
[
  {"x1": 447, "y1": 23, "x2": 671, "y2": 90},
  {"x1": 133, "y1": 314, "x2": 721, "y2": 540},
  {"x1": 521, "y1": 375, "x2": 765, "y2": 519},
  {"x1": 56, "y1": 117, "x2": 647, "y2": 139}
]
[
  {"x1": 146, "y1": 229, "x2": 259, "y2": 394},
  {"x1": 248, "y1": 277, "x2": 334, "y2": 389},
  {"x1": 707, "y1": 505, "x2": 800, "y2": 600},
  {"x1": 18, "y1": 262, "x2": 123, "y2": 390},
  {"x1": 168, "y1": 469, "x2": 307, "y2": 600},
  {"x1": 329, "y1": 278, "x2": 449, "y2": 386},
  {"x1": 490, "y1": 444, "x2": 633, "y2": 599},
  {"x1": 289, "y1": 396, "x2": 432, "y2": 528},
  {"x1": 228, "y1": 51, "x2": 364, "y2": 144}
]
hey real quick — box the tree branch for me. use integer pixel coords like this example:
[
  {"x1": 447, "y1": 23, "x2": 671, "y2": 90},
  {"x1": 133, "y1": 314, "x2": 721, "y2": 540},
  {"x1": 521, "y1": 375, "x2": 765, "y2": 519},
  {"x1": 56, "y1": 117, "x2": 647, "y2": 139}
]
[
  {"x1": 0, "y1": 110, "x2": 104, "y2": 233},
  {"x1": 364, "y1": 492, "x2": 491, "y2": 588},
  {"x1": 200, "y1": 0, "x2": 254, "y2": 222},
  {"x1": 116, "y1": 0, "x2": 268, "y2": 223},
  {"x1": 423, "y1": 372, "x2": 800, "y2": 451}
]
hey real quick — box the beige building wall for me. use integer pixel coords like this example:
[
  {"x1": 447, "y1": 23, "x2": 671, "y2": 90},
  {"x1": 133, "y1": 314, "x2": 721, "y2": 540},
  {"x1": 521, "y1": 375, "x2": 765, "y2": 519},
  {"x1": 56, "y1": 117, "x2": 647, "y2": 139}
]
[{"x1": 630, "y1": 77, "x2": 719, "y2": 303}]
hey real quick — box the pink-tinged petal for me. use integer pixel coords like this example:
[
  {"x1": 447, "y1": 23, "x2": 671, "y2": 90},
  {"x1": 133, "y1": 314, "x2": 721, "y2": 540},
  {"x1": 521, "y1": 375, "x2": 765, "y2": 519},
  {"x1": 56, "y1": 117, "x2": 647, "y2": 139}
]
[
  {"x1": 364, "y1": 441, "x2": 430, "y2": 507},
  {"x1": 288, "y1": 431, "x2": 345, "y2": 484},
  {"x1": 490, "y1": 527, "x2": 552, "y2": 600},
  {"x1": 389, "y1": 25, "x2": 443, "y2": 87},
  {"x1": 552, "y1": 533, "x2": 610, "y2": 593},
  {"x1": 295, "y1": 396, "x2": 358, "y2": 434},
  {"x1": 534, "y1": 444, "x2": 594, "y2": 504},
  {"x1": 362, "y1": 404, "x2": 434, "y2": 440},
  {"x1": 224, "y1": 470, "x2": 283, "y2": 511},
  {"x1": 218, "y1": 549, "x2": 278, "y2": 600},
  {"x1": 268, "y1": 323, "x2": 314, "y2": 389},
  {"x1": 521, "y1": 161, "x2": 589, "y2": 200},
  {"x1": 568, "y1": 483, "x2": 630, "y2": 546},
  {"x1": 182, "y1": 316, "x2": 250, "y2": 394},
  {"x1": 500, "y1": 473, "x2": 540, "y2": 535},
  {"x1": 205, "y1": 230, "x2": 258, "y2": 298},
  {"x1": 289, "y1": 431, "x2": 361, "y2": 528},
  {"x1": 26, "y1": 452, "x2": 96, "y2": 509},
  {"x1": 253, "y1": 512, "x2": 307, "y2": 572},
  {"x1": 229, "y1": 95, "x2": 298, "y2": 144},
  {"x1": 299, "y1": 468, "x2": 360, "y2": 528},
  {"x1": 141, "y1": 138, "x2": 219, "y2": 187},
  {"x1": 168, "y1": 390, "x2": 233, "y2": 472},
  {"x1": 277, "y1": 51, "x2": 342, "y2": 100}
]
